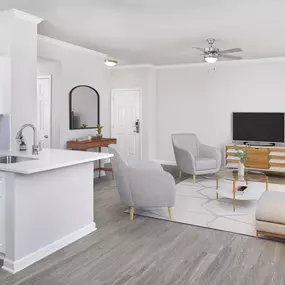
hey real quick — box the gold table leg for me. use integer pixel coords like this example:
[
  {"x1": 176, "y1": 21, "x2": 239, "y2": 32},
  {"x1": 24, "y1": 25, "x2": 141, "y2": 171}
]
[
  {"x1": 266, "y1": 176, "x2": 268, "y2": 191},
  {"x1": 168, "y1": 207, "x2": 173, "y2": 220},
  {"x1": 130, "y1": 207, "x2": 135, "y2": 220},
  {"x1": 216, "y1": 174, "x2": 219, "y2": 200},
  {"x1": 233, "y1": 180, "x2": 236, "y2": 212}
]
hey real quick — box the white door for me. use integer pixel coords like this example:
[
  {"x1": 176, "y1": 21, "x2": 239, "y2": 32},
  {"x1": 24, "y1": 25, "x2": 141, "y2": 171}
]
[
  {"x1": 111, "y1": 89, "x2": 141, "y2": 159},
  {"x1": 37, "y1": 75, "x2": 51, "y2": 148}
]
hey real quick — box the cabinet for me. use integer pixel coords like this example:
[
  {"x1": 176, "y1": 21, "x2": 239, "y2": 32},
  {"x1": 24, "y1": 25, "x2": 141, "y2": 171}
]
[
  {"x1": 0, "y1": 57, "x2": 10, "y2": 114},
  {"x1": 226, "y1": 145, "x2": 285, "y2": 174},
  {"x1": 0, "y1": 173, "x2": 4, "y2": 253}
]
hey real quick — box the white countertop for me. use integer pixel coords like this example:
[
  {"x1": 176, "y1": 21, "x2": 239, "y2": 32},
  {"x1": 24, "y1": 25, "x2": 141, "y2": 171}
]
[{"x1": 0, "y1": 148, "x2": 113, "y2": 174}]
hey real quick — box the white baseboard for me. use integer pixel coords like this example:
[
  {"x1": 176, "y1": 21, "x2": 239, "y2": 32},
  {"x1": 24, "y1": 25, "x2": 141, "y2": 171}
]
[
  {"x1": 2, "y1": 222, "x2": 96, "y2": 274},
  {"x1": 152, "y1": 159, "x2": 177, "y2": 166}
]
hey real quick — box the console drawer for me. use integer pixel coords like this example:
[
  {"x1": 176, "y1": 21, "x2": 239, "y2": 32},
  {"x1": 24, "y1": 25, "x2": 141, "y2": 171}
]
[
  {"x1": 245, "y1": 155, "x2": 269, "y2": 169},
  {"x1": 246, "y1": 148, "x2": 269, "y2": 155}
]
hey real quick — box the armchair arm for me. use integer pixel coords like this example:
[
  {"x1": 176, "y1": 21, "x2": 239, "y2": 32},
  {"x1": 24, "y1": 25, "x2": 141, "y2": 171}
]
[
  {"x1": 127, "y1": 158, "x2": 163, "y2": 172},
  {"x1": 173, "y1": 145, "x2": 196, "y2": 174},
  {"x1": 200, "y1": 144, "x2": 222, "y2": 170},
  {"x1": 125, "y1": 167, "x2": 176, "y2": 208}
]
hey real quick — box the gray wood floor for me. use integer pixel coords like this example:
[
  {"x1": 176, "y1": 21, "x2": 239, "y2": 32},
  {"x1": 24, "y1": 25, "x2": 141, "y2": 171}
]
[{"x1": 1, "y1": 167, "x2": 285, "y2": 285}]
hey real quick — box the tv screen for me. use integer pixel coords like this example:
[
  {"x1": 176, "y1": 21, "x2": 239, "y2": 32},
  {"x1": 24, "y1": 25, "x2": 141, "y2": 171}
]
[{"x1": 233, "y1": 113, "x2": 284, "y2": 143}]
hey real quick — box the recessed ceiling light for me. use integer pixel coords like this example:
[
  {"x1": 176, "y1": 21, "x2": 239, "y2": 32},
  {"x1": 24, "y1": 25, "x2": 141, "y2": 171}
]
[{"x1": 104, "y1": 59, "x2": 118, "y2": 67}]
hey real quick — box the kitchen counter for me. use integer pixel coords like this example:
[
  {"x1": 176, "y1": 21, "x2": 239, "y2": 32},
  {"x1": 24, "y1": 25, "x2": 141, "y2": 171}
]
[
  {"x1": 0, "y1": 148, "x2": 113, "y2": 174},
  {"x1": 0, "y1": 148, "x2": 114, "y2": 274}
]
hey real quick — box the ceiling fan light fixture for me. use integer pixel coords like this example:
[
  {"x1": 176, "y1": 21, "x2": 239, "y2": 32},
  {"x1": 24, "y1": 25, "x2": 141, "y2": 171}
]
[
  {"x1": 104, "y1": 59, "x2": 118, "y2": 67},
  {"x1": 204, "y1": 55, "x2": 218, "y2": 63}
]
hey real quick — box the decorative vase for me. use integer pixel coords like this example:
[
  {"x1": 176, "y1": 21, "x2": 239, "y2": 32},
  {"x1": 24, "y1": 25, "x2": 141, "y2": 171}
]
[
  {"x1": 238, "y1": 162, "x2": 245, "y2": 179},
  {"x1": 96, "y1": 134, "x2": 103, "y2": 140}
]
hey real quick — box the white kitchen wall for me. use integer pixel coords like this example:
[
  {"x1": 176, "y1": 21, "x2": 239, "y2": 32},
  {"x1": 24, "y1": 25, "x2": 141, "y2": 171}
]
[
  {"x1": 156, "y1": 59, "x2": 285, "y2": 162},
  {"x1": 38, "y1": 36, "x2": 111, "y2": 149},
  {"x1": 110, "y1": 67, "x2": 157, "y2": 160},
  {"x1": 0, "y1": 10, "x2": 40, "y2": 151},
  {"x1": 0, "y1": 56, "x2": 10, "y2": 115}
]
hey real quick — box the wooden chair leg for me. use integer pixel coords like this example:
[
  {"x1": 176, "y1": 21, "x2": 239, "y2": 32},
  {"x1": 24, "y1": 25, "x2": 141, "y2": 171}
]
[
  {"x1": 256, "y1": 231, "x2": 259, "y2": 240},
  {"x1": 193, "y1": 175, "x2": 196, "y2": 183},
  {"x1": 130, "y1": 207, "x2": 135, "y2": 220},
  {"x1": 168, "y1": 207, "x2": 173, "y2": 221},
  {"x1": 112, "y1": 170, "x2": 114, "y2": 180}
]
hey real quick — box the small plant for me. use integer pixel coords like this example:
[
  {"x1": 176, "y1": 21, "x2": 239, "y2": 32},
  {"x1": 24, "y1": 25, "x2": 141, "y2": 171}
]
[
  {"x1": 97, "y1": 124, "x2": 104, "y2": 135},
  {"x1": 235, "y1": 149, "x2": 247, "y2": 163},
  {"x1": 81, "y1": 124, "x2": 87, "y2": 129}
]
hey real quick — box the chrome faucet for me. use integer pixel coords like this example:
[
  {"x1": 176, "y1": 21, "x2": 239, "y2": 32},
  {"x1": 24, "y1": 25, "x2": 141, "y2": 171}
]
[{"x1": 16, "y1": 124, "x2": 41, "y2": 155}]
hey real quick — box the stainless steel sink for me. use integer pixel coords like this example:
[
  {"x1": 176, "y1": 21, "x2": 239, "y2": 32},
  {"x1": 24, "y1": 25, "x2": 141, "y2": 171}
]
[{"x1": 0, "y1": 156, "x2": 36, "y2": 164}]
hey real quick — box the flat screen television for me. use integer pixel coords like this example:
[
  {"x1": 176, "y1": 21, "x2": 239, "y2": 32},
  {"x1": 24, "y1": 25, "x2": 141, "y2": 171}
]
[{"x1": 233, "y1": 112, "x2": 284, "y2": 143}]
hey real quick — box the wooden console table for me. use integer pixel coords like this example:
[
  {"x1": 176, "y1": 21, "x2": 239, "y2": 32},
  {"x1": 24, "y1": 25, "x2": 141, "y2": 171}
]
[
  {"x1": 225, "y1": 144, "x2": 285, "y2": 174},
  {"x1": 67, "y1": 138, "x2": 116, "y2": 178}
]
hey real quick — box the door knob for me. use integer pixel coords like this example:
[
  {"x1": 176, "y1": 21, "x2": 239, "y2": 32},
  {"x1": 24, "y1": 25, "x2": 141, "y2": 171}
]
[
  {"x1": 44, "y1": 135, "x2": 49, "y2": 139},
  {"x1": 134, "y1": 119, "x2": 140, "y2": 133}
]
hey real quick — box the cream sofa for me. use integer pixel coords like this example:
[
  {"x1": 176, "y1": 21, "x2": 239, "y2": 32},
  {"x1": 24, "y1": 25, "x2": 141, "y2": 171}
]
[{"x1": 256, "y1": 191, "x2": 285, "y2": 239}]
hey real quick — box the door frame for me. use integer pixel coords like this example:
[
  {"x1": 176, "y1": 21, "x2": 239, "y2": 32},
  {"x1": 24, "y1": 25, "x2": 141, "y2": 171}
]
[
  {"x1": 111, "y1": 88, "x2": 143, "y2": 159},
  {"x1": 37, "y1": 75, "x2": 52, "y2": 148}
]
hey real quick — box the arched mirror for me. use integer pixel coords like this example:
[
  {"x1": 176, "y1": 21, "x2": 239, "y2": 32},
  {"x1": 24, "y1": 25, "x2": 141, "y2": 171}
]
[{"x1": 69, "y1": 85, "x2": 100, "y2": 129}]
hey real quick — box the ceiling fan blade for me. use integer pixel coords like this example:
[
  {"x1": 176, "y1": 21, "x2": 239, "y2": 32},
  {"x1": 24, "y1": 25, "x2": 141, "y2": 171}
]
[
  {"x1": 192, "y1": 46, "x2": 205, "y2": 52},
  {"x1": 219, "y1": 48, "x2": 242, "y2": 54},
  {"x1": 220, "y1": 54, "x2": 242, "y2": 60}
]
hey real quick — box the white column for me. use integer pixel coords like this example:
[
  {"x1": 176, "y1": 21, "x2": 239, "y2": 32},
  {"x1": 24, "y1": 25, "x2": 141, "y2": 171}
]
[{"x1": 0, "y1": 10, "x2": 43, "y2": 150}]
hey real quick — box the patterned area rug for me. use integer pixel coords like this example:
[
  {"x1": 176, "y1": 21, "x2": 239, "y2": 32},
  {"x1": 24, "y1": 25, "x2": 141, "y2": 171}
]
[{"x1": 128, "y1": 176, "x2": 285, "y2": 237}]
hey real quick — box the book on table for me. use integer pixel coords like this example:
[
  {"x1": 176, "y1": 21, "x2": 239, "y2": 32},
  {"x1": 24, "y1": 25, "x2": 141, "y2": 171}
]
[{"x1": 235, "y1": 185, "x2": 248, "y2": 195}]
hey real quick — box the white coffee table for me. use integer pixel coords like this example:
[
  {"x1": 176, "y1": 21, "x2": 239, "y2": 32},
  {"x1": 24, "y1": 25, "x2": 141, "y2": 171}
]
[{"x1": 216, "y1": 169, "x2": 268, "y2": 212}]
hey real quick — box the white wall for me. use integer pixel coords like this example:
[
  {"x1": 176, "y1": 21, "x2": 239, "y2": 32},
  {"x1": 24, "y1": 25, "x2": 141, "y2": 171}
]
[
  {"x1": 156, "y1": 59, "x2": 285, "y2": 162},
  {"x1": 0, "y1": 57, "x2": 10, "y2": 115},
  {"x1": 37, "y1": 58, "x2": 62, "y2": 149},
  {"x1": 0, "y1": 11, "x2": 39, "y2": 151},
  {"x1": 110, "y1": 67, "x2": 157, "y2": 160},
  {"x1": 111, "y1": 59, "x2": 285, "y2": 163},
  {"x1": 38, "y1": 36, "x2": 111, "y2": 149}
]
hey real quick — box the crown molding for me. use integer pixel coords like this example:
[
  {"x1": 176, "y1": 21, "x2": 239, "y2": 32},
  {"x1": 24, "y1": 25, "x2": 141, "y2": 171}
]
[
  {"x1": 115, "y1": 56, "x2": 285, "y2": 71},
  {"x1": 112, "y1": 64, "x2": 155, "y2": 70},
  {"x1": 5, "y1": 9, "x2": 44, "y2": 24},
  {"x1": 38, "y1": 35, "x2": 107, "y2": 58},
  {"x1": 155, "y1": 62, "x2": 207, "y2": 69},
  {"x1": 157, "y1": 56, "x2": 285, "y2": 69}
]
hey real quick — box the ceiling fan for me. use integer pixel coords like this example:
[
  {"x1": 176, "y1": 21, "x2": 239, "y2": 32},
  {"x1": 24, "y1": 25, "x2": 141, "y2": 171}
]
[{"x1": 193, "y1": 39, "x2": 243, "y2": 63}]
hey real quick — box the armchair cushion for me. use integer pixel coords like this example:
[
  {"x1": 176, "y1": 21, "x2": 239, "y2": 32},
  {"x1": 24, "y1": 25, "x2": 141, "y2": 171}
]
[
  {"x1": 195, "y1": 156, "x2": 217, "y2": 171},
  {"x1": 127, "y1": 158, "x2": 164, "y2": 172},
  {"x1": 126, "y1": 168, "x2": 176, "y2": 207}
]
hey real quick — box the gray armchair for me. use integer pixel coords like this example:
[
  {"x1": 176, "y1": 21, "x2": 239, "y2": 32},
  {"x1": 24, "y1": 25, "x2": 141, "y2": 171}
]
[
  {"x1": 172, "y1": 133, "x2": 221, "y2": 182},
  {"x1": 108, "y1": 145, "x2": 176, "y2": 220}
]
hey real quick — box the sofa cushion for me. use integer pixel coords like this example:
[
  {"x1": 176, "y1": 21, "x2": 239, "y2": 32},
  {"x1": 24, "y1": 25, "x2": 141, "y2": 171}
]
[
  {"x1": 195, "y1": 156, "x2": 216, "y2": 171},
  {"x1": 256, "y1": 191, "x2": 285, "y2": 225},
  {"x1": 256, "y1": 220, "x2": 285, "y2": 235}
]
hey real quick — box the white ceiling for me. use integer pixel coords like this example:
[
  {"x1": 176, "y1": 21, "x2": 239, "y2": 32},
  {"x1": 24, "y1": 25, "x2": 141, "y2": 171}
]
[{"x1": 1, "y1": 0, "x2": 285, "y2": 65}]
